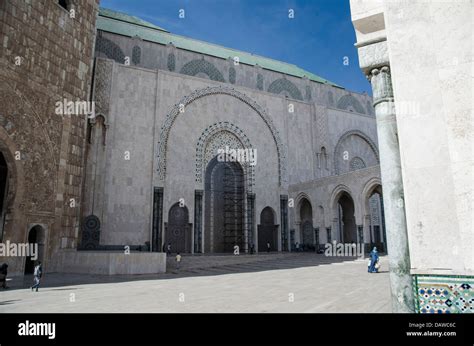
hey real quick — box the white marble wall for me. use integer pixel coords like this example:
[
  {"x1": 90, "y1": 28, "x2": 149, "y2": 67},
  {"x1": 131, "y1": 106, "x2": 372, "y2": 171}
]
[{"x1": 384, "y1": 1, "x2": 473, "y2": 275}]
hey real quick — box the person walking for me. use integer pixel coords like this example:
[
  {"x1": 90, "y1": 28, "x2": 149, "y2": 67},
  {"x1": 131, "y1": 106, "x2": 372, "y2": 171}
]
[
  {"x1": 0, "y1": 263, "x2": 8, "y2": 289},
  {"x1": 176, "y1": 252, "x2": 181, "y2": 270},
  {"x1": 266, "y1": 242, "x2": 271, "y2": 253},
  {"x1": 166, "y1": 243, "x2": 172, "y2": 256},
  {"x1": 31, "y1": 261, "x2": 43, "y2": 292},
  {"x1": 368, "y1": 247, "x2": 379, "y2": 273}
]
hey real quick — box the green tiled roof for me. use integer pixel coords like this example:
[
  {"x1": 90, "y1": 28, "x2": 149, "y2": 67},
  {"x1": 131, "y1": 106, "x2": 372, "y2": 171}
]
[
  {"x1": 97, "y1": 8, "x2": 341, "y2": 87},
  {"x1": 99, "y1": 8, "x2": 169, "y2": 32}
]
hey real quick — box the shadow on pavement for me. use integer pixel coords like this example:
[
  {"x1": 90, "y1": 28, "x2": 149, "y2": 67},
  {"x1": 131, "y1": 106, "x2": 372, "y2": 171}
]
[{"x1": 0, "y1": 253, "x2": 383, "y2": 292}]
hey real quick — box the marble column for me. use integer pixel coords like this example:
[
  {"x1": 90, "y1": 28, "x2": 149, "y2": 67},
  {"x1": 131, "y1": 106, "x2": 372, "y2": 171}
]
[{"x1": 368, "y1": 66, "x2": 414, "y2": 312}]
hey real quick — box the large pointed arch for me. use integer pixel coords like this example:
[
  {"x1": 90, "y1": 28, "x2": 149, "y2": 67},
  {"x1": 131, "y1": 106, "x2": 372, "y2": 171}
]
[
  {"x1": 157, "y1": 86, "x2": 287, "y2": 185},
  {"x1": 333, "y1": 130, "x2": 379, "y2": 175}
]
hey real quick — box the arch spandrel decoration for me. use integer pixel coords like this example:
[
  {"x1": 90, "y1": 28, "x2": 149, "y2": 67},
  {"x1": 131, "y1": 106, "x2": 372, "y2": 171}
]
[
  {"x1": 333, "y1": 130, "x2": 379, "y2": 175},
  {"x1": 195, "y1": 122, "x2": 255, "y2": 192},
  {"x1": 157, "y1": 86, "x2": 287, "y2": 185}
]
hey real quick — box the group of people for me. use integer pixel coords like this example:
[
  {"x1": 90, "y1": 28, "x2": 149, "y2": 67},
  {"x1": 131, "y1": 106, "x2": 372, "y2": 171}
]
[{"x1": 0, "y1": 261, "x2": 43, "y2": 291}]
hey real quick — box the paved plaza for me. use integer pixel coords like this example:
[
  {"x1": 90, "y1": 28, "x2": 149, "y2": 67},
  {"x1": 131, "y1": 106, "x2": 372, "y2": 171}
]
[{"x1": 0, "y1": 253, "x2": 391, "y2": 313}]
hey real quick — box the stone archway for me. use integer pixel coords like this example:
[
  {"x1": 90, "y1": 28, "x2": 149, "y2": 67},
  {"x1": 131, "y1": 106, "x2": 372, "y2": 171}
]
[
  {"x1": 165, "y1": 203, "x2": 191, "y2": 254},
  {"x1": 258, "y1": 207, "x2": 277, "y2": 252},
  {"x1": 24, "y1": 225, "x2": 46, "y2": 274},
  {"x1": 299, "y1": 198, "x2": 314, "y2": 250},
  {"x1": 337, "y1": 192, "x2": 357, "y2": 243},
  {"x1": 204, "y1": 156, "x2": 245, "y2": 253},
  {"x1": 362, "y1": 179, "x2": 386, "y2": 252}
]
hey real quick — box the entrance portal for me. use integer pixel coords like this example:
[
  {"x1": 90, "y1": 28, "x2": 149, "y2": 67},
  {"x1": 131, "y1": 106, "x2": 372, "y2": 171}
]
[
  {"x1": 337, "y1": 192, "x2": 357, "y2": 243},
  {"x1": 299, "y1": 198, "x2": 314, "y2": 250},
  {"x1": 165, "y1": 203, "x2": 191, "y2": 253},
  {"x1": 204, "y1": 157, "x2": 245, "y2": 253},
  {"x1": 24, "y1": 225, "x2": 45, "y2": 274},
  {"x1": 258, "y1": 207, "x2": 277, "y2": 252}
]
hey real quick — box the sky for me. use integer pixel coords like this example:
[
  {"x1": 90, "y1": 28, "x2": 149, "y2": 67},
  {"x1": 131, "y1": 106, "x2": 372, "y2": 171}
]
[{"x1": 100, "y1": 0, "x2": 371, "y2": 94}]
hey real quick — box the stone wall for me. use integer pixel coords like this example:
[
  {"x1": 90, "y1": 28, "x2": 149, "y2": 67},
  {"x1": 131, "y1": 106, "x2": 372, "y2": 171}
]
[
  {"x1": 86, "y1": 58, "x2": 381, "y2": 252},
  {"x1": 0, "y1": 0, "x2": 99, "y2": 275}
]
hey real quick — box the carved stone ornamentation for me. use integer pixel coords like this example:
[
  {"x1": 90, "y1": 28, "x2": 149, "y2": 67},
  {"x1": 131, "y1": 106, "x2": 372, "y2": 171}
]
[
  {"x1": 195, "y1": 122, "x2": 255, "y2": 192},
  {"x1": 157, "y1": 86, "x2": 287, "y2": 185}
]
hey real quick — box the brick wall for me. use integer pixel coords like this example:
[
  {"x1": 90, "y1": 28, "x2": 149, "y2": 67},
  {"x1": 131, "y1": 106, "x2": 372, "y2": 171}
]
[{"x1": 0, "y1": 0, "x2": 99, "y2": 275}]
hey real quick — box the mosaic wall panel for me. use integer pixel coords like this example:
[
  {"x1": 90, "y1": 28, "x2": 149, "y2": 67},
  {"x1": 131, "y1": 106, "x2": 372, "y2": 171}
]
[
  {"x1": 267, "y1": 78, "x2": 303, "y2": 100},
  {"x1": 415, "y1": 275, "x2": 474, "y2": 313},
  {"x1": 180, "y1": 59, "x2": 225, "y2": 82}
]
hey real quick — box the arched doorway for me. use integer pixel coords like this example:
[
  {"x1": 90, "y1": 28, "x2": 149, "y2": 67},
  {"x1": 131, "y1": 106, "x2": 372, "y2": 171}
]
[
  {"x1": 299, "y1": 198, "x2": 314, "y2": 250},
  {"x1": 367, "y1": 184, "x2": 386, "y2": 252},
  {"x1": 204, "y1": 157, "x2": 245, "y2": 253},
  {"x1": 337, "y1": 192, "x2": 357, "y2": 243},
  {"x1": 165, "y1": 203, "x2": 191, "y2": 253},
  {"x1": 258, "y1": 207, "x2": 277, "y2": 252},
  {"x1": 24, "y1": 225, "x2": 45, "y2": 274},
  {"x1": 0, "y1": 152, "x2": 8, "y2": 241}
]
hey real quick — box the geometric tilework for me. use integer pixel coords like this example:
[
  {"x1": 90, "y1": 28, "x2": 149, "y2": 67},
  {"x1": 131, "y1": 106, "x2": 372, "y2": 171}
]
[
  {"x1": 267, "y1": 78, "x2": 303, "y2": 100},
  {"x1": 336, "y1": 94, "x2": 366, "y2": 114},
  {"x1": 167, "y1": 53, "x2": 176, "y2": 71},
  {"x1": 180, "y1": 59, "x2": 225, "y2": 82},
  {"x1": 96, "y1": 36, "x2": 125, "y2": 64},
  {"x1": 132, "y1": 45, "x2": 141, "y2": 65},
  {"x1": 415, "y1": 275, "x2": 474, "y2": 314}
]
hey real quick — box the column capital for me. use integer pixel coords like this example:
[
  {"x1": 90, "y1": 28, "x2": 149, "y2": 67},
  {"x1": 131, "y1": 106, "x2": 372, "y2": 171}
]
[{"x1": 368, "y1": 65, "x2": 394, "y2": 107}]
